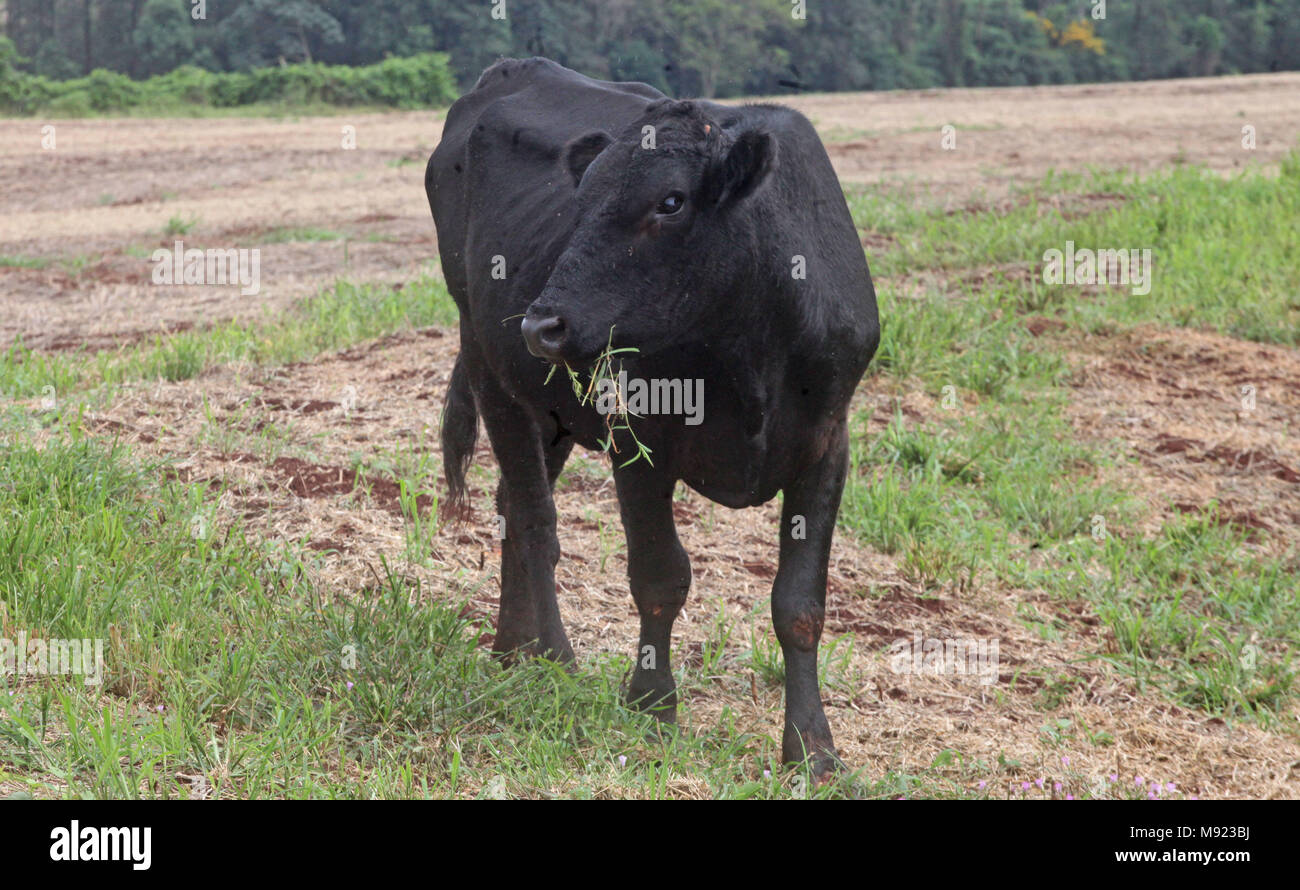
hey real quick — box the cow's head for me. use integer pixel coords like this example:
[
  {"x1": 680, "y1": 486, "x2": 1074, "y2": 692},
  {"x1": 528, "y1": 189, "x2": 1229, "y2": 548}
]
[{"x1": 522, "y1": 100, "x2": 777, "y2": 366}]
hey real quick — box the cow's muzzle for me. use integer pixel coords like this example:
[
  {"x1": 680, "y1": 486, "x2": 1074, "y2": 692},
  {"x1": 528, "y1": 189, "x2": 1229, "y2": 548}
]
[{"x1": 521, "y1": 310, "x2": 569, "y2": 362}]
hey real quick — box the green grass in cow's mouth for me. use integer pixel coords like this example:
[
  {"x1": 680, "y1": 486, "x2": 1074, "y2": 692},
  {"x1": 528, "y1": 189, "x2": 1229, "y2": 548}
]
[{"x1": 544, "y1": 327, "x2": 654, "y2": 468}]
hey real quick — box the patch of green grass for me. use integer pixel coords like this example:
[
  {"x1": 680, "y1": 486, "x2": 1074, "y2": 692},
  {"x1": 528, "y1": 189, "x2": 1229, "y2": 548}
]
[
  {"x1": 254, "y1": 227, "x2": 346, "y2": 245},
  {"x1": 851, "y1": 149, "x2": 1300, "y2": 344},
  {"x1": 0, "y1": 345, "x2": 85, "y2": 405},
  {"x1": 192, "y1": 394, "x2": 302, "y2": 463},
  {"x1": 845, "y1": 256, "x2": 1114, "y2": 578},
  {"x1": 0, "y1": 272, "x2": 459, "y2": 399},
  {"x1": 871, "y1": 279, "x2": 1067, "y2": 400},
  {"x1": 1014, "y1": 511, "x2": 1299, "y2": 724},
  {"x1": 841, "y1": 153, "x2": 1300, "y2": 723},
  {"x1": 0, "y1": 255, "x2": 52, "y2": 270},
  {"x1": 843, "y1": 385, "x2": 1297, "y2": 723},
  {"x1": 359, "y1": 437, "x2": 443, "y2": 564},
  {"x1": 0, "y1": 433, "x2": 941, "y2": 799},
  {"x1": 843, "y1": 401, "x2": 1131, "y2": 583},
  {"x1": 162, "y1": 214, "x2": 199, "y2": 236}
]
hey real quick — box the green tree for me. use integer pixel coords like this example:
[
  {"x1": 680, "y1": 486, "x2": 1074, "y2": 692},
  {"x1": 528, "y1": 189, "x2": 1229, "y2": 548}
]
[
  {"x1": 219, "y1": 0, "x2": 343, "y2": 69},
  {"x1": 132, "y1": 0, "x2": 194, "y2": 78},
  {"x1": 664, "y1": 0, "x2": 790, "y2": 97},
  {"x1": 1188, "y1": 14, "x2": 1226, "y2": 76},
  {"x1": 4, "y1": 0, "x2": 1300, "y2": 102}
]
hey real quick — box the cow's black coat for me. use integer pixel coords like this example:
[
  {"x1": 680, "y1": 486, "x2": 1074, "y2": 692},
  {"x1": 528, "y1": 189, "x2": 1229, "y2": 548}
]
[{"x1": 426, "y1": 58, "x2": 879, "y2": 774}]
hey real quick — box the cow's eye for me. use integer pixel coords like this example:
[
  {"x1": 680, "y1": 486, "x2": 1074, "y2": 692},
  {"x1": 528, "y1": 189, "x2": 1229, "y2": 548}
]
[{"x1": 656, "y1": 193, "x2": 685, "y2": 215}]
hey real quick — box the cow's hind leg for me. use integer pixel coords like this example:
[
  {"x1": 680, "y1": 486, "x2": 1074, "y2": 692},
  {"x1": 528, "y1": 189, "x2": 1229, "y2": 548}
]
[
  {"x1": 772, "y1": 422, "x2": 849, "y2": 778},
  {"x1": 613, "y1": 464, "x2": 691, "y2": 722},
  {"x1": 475, "y1": 375, "x2": 573, "y2": 663}
]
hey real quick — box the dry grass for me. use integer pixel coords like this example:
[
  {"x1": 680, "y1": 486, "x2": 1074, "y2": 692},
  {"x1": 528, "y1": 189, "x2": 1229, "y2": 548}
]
[{"x1": 1061, "y1": 324, "x2": 1300, "y2": 550}]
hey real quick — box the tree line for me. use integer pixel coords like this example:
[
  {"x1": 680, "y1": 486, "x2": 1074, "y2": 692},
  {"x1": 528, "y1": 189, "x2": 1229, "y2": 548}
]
[{"x1": 4, "y1": 0, "x2": 1299, "y2": 99}]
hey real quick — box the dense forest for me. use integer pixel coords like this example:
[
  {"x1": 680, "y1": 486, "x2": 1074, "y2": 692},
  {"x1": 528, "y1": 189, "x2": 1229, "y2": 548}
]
[{"x1": 4, "y1": 0, "x2": 1300, "y2": 99}]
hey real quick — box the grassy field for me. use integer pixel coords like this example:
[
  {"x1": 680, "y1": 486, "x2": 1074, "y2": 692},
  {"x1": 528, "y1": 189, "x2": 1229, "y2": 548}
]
[{"x1": 2, "y1": 83, "x2": 1299, "y2": 798}]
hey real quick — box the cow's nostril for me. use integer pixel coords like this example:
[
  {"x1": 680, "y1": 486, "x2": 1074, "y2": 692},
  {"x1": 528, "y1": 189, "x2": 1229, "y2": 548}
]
[
  {"x1": 542, "y1": 317, "x2": 565, "y2": 343},
  {"x1": 521, "y1": 314, "x2": 568, "y2": 360}
]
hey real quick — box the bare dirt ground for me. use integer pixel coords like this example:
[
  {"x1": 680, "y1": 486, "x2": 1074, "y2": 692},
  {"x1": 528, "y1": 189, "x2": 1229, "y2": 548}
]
[
  {"x1": 1063, "y1": 325, "x2": 1300, "y2": 544},
  {"x1": 802, "y1": 72, "x2": 1300, "y2": 199},
  {"x1": 3, "y1": 73, "x2": 1300, "y2": 797}
]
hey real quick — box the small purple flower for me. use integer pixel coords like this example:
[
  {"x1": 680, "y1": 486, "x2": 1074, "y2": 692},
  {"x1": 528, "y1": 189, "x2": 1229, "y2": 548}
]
[
  {"x1": 156, "y1": 705, "x2": 164, "y2": 712},
  {"x1": 1135, "y1": 776, "x2": 1144, "y2": 785},
  {"x1": 1035, "y1": 777, "x2": 1045, "y2": 789},
  {"x1": 1021, "y1": 782, "x2": 1030, "y2": 791},
  {"x1": 1166, "y1": 782, "x2": 1177, "y2": 792},
  {"x1": 1147, "y1": 791, "x2": 1156, "y2": 800},
  {"x1": 1109, "y1": 774, "x2": 1118, "y2": 782},
  {"x1": 1053, "y1": 782, "x2": 1062, "y2": 792},
  {"x1": 618, "y1": 755, "x2": 627, "y2": 768},
  {"x1": 1066, "y1": 794, "x2": 1075, "y2": 800},
  {"x1": 977, "y1": 780, "x2": 987, "y2": 790},
  {"x1": 1061, "y1": 756, "x2": 1070, "y2": 767},
  {"x1": 763, "y1": 770, "x2": 771, "y2": 779},
  {"x1": 346, "y1": 681, "x2": 354, "y2": 691}
]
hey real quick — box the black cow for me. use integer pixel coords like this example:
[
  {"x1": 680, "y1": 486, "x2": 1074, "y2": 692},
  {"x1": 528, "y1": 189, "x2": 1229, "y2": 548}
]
[{"x1": 426, "y1": 58, "x2": 879, "y2": 775}]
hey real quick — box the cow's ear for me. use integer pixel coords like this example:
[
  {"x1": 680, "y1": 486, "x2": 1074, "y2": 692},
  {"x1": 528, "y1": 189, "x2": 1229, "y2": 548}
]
[
  {"x1": 564, "y1": 131, "x2": 612, "y2": 187},
  {"x1": 710, "y1": 130, "x2": 776, "y2": 206}
]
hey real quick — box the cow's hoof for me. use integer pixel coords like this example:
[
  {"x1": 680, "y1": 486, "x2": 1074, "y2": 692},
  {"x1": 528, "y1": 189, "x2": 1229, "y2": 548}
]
[
  {"x1": 796, "y1": 749, "x2": 845, "y2": 785},
  {"x1": 534, "y1": 640, "x2": 576, "y2": 667},
  {"x1": 623, "y1": 682, "x2": 677, "y2": 724},
  {"x1": 782, "y1": 728, "x2": 842, "y2": 780},
  {"x1": 537, "y1": 621, "x2": 576, "y2": 665},
  {"x1": 812, "y1": 754, "x2": 847, "y2": 784},
  {"x1": 492, "y1": 634, "x2": 574, "y2": 666}
]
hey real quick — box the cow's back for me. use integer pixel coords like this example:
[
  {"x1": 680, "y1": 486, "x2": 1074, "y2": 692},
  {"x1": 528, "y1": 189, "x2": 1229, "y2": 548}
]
[{"x1": 427, "y1": 58, "x2": 664, "y2": 322}]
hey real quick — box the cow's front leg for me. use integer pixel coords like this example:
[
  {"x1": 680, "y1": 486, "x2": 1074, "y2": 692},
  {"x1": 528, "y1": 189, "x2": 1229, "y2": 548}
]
[
  {"x1": 772, "y1": 422, "x2": 849, "y2": 777},
  {"x1": 475, "y1": 378, "x2": 573, "y2": 663},
  {"x1": 613, "y1": 464, "x2": 691, "y2": 721}
]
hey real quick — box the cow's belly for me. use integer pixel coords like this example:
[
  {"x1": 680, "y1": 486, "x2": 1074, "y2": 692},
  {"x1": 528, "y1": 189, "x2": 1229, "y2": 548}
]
[
  {"x1": 673, "y1": 415, "x2": 822, "y2": 509},
  {"x1": 682, "y1": 476, "x2": 779, "y2": 510}
]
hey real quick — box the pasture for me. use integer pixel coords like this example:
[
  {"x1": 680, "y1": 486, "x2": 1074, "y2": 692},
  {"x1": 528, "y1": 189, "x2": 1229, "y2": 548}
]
[{"x1": 1, "y1": 71, "x2": 1298, "y2": 799}]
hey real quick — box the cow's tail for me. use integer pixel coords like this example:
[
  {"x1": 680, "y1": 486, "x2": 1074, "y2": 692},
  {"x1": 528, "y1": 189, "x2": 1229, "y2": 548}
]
[{"x1": 440, "y1": 354, "x2": 478, "y2": 523}]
